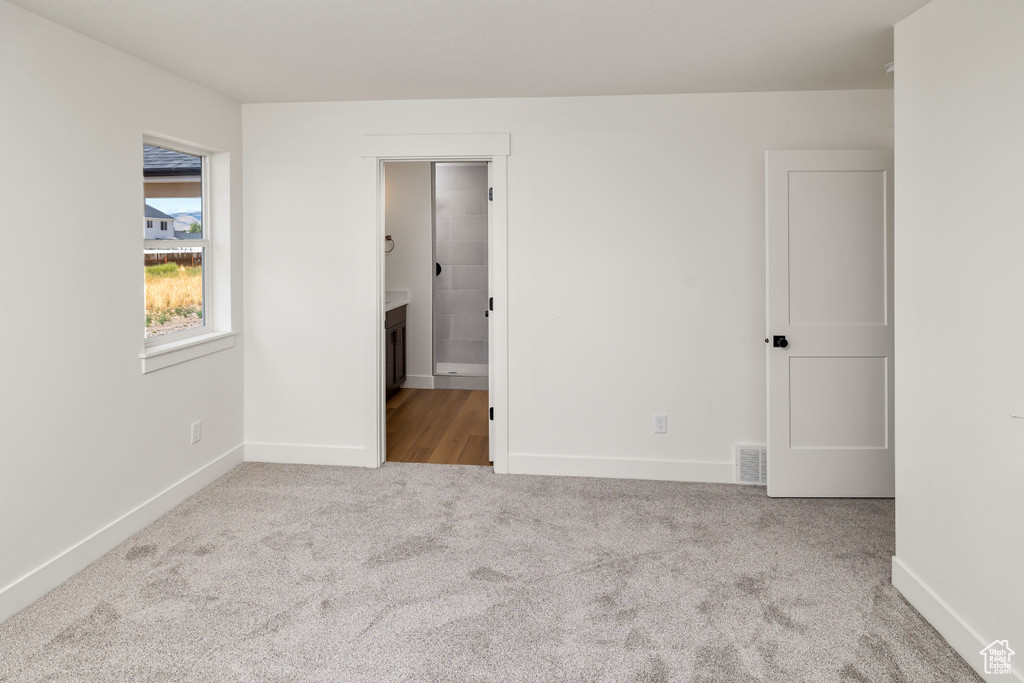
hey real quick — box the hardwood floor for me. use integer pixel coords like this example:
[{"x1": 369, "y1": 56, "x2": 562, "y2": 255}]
[{"x1": 386, "y1": 388, "x2": 490, "y2": 466}]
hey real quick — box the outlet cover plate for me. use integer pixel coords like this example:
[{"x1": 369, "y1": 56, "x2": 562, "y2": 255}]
[{"x1": 654, "y1": 414, "x2": 667, "y2": 434}]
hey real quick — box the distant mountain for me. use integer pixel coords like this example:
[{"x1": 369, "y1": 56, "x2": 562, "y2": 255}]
[{"x1": 173, "y1": 212, "x2": 202, "y2": 232}]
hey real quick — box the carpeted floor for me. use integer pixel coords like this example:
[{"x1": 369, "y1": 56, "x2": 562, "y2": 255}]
[{"x1": 0, "y1": 463, "x2": 980, "y2": 682}]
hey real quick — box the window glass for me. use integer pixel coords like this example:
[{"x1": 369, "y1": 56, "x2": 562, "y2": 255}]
[
  {"x1": 144, "y1": 248, "x2": 204, "y2": 338},
  {"x1": 144, "y1": 143, "x2": 205, "y2": 338}
]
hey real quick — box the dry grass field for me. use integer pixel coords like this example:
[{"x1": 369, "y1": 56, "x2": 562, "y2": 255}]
[{"x1": 145, "y1": 263, "x2": 202, "y2": 336}]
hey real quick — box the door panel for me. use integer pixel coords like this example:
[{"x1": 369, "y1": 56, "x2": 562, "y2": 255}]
[
  {"x1": 487, "y1": 162, "x2": 494, "y2": 462},
  {"x1": 789, "y1": 356, "x2": 888, "y2": 449},
  {"x1": 788, "y1": 172, "x2": 887, "y2": 326},
  {"x1": 766, "y1": 150, "x2": 894, "y2": 497}
]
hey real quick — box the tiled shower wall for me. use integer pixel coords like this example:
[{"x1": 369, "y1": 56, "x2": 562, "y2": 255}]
[{"x1": 434, "y1": 163, "x2": 488, "y2": 371}]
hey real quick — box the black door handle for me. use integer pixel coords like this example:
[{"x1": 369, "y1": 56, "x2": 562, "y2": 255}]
[
  {"x1": 435, "y1": 262, "x2": 441, "y2": 276},
  {"x1": 772, "y1": 335, "x2": 789, "y2": 348}
]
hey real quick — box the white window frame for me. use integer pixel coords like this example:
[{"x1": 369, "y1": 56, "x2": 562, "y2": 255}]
[{"x1": 141, "y1": 134, "x2": 235, "y2": 373}]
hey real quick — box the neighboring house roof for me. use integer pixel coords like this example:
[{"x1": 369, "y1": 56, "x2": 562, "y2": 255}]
[
  {"x1": 173, "y1": 231, "x2": 203, "y2": 240},
  {"x1": 144, "y1": 144, "x2": 201, "y2": 177},
  {"x1": 145, "y1": 204, "x2": 175, "y2": 220}
]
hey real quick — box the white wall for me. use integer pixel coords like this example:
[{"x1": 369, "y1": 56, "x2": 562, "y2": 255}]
[
  {"x1": 243, "y1": 90, "x2": 892, "y2": 476},
  {"x1": 384, "y1": 161, "x2": 434, "y2": 384},
  {"x1": 0, "y1": 0, "x2": 243, "y2": 621},
  {"x1": 893, "y1": 1, "x2": 1024, "y2": 679}
]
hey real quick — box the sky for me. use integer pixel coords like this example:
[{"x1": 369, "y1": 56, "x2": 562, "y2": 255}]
[{"x1": 147, "y1": 198, "x2": 201, "y2": 216}]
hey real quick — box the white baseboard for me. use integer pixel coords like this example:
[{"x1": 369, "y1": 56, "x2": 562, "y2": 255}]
[
  {"x1": 244, "y1": 442, "x2": 370, "y2": 467},
  {"x1": 401, "y1": 375, "x2": 434, "y2": 389},
  {"x1": 892, "y1": 557, "x2": 1023, "y2": 682},
  {"x1": 433, "y1": 375, "x2": 488, "y2": 390},
  {"x1": 508, "y1": 453, "x2": 734, "y2": 484},
  {"x1": 0, "y1": 444, "x2": 243, "y2": 625}
]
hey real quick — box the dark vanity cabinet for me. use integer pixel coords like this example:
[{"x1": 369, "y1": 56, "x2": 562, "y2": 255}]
[{"x1": 385, "y1": 304, "x2": 407, "y2": 398}]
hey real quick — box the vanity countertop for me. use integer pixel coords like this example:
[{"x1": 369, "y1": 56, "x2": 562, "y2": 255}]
[{"x1": 385, "y1": 290, "x2": 409, "y2": 312}]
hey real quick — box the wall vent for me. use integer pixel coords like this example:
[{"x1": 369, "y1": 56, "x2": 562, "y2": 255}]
[{"x1": 735, "y1": 444, "x2": 767, "y2": 485}]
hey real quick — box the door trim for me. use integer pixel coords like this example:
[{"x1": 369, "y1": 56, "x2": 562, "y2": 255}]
[{"x1": 360, "y1": 134, "x2": 510, "y2": 473}]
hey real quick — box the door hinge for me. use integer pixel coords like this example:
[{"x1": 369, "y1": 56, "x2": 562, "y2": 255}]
[
  {"x1": 489, "y1": 407, "x2": 493, "y2": 420},
  {"x1": 488, "y1": 187, "x2": 493, "y2": 201},
  {"x1": 489, "y1": 297, "x2": 493, "y2": 311}
]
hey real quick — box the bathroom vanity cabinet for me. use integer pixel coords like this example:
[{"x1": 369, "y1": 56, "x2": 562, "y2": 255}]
[{"x1": 385, "y1": 304, "x2": 407, "y2": 398}]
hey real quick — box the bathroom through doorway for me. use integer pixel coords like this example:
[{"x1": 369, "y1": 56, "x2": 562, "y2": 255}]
[
  {"x1": 432, "y1": 162, "x2": 490, "y2": 385},
  {"x1": 364, "y1": 133, "x2": 509, "y2": 473},
  {"x1": 382, "y1": 160, "x2": 491, "y2": 466}
]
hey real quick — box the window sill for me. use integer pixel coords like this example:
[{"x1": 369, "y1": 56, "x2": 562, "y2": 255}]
[{"x1": 140, "y1": 330, "x2": 237, "y2": 373}]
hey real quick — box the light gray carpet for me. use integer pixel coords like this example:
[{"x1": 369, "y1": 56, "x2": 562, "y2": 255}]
[{"x1": 0, "y1": 463, "x2": 979, "y2": 682}]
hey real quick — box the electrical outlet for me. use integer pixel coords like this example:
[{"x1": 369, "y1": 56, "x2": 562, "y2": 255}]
[
  {"x1": 654, "y1": 414, "x2": 667, "y2": 434},
  {"x1": 191, "y1": 420, "x2": 201, "y2": 445}
]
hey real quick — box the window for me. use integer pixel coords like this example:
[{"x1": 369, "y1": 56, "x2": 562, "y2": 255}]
[{"x1": 143, "y1": 141, "x2": 207, "y2": 340}]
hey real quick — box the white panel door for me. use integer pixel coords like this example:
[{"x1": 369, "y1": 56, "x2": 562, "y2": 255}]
[
  {"x1": 487, "y1": 162, "x2": 494, "y2": 462},
  {"x1": 766, "y1": 150, "x2": 894, "y2": 497}
]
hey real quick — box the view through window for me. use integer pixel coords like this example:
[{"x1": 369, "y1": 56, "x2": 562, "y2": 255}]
[{"x1": 143, "y1": 142, "x2": 206, "y2": 339}]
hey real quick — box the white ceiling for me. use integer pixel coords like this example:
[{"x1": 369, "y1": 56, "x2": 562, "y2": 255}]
[{"x1": 11, "y1": 0, "x2": 928, "y2": 104}]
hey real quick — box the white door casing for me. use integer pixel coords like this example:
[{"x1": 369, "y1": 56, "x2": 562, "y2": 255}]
[
  {"x1": 360, "y1": 134, "x2": 510, "y2": 473},
  {"x1": 766, "y1": 150, "x2": 895, "y2": 497}
]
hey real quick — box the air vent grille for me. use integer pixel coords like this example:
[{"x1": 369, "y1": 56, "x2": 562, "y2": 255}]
[{"x1": 735, "y1": 444, "x2": 767, "y2": 485}]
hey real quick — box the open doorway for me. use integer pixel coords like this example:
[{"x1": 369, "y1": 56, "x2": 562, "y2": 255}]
[
  {"x1": 382, "y1": 160, "x2": 490, "y2": 467},
  {"x1": 362, "y1": 133, "x2": 509, "y2": 474}
]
